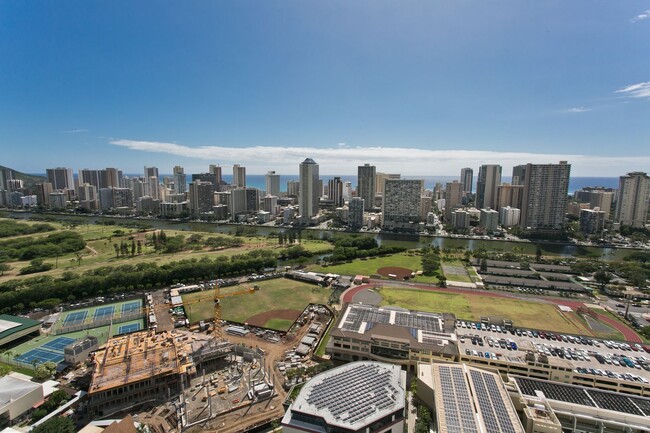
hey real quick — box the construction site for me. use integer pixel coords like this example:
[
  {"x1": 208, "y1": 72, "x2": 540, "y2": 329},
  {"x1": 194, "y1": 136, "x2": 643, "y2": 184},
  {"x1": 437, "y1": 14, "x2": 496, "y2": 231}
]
[{"x1": 82, "y1": 279, "x2": 334, "y2": 433}]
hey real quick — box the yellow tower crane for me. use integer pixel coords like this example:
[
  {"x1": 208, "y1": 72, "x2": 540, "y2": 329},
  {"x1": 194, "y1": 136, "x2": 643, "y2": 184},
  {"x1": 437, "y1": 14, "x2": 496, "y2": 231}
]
[{"x1": 183, "y1": 284, "x2": 256, "y2": 340}]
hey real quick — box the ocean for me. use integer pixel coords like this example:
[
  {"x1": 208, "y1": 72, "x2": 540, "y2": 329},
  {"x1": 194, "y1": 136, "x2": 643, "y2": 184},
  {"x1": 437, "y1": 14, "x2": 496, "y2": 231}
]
[{"x1": 216, "y1": 175, "x2": 619, "y2": 195}]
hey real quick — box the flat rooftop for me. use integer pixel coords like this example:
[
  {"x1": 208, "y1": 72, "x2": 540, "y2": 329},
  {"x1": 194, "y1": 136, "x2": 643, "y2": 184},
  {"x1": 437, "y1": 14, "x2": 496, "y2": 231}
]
[
  {"x1": 89, "y1": 330, "x2": 193, "y2": 394},
  {"x1": 0, "y1": 314, "x2": 41, "y2": 346},
  {"x1": 285, "y1": 361, "x2": 404, "y2": 431},
  {"x1": 431, "y1": 363, "x2": 525, "y2": 433}
]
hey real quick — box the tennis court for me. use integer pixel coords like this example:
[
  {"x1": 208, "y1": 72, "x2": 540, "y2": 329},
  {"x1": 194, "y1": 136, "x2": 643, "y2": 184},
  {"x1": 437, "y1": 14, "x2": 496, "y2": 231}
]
[
  {"x1": 118, "y1": 323, "x2": 141, "y2": 334},
  {"x1": 16, "y1": 348, "x2": 65, "y2": 365},
  {"x1": 121, "y1": 301, "x2": 141, "y2": 315},
  {"x1": 63, "y1": 310, "x2": 88, "y2": 327},
  {"x1": 41, "y1": 336, "x2": 76, "y2": 351},
  {"x1": 94, "y1": 305, "x2": 115, "y2": 321}
]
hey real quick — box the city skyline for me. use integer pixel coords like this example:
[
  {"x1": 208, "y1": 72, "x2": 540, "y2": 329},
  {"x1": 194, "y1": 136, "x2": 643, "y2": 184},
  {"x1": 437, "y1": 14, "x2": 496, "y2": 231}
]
[{"x1": 1, "y1": 2, "x2": 649, "y2": 175}]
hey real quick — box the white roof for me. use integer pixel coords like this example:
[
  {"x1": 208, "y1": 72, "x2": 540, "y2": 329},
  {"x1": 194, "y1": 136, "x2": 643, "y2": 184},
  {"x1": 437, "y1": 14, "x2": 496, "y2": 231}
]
[
  {"x1": 285, "y1": 361, "x2": 404, "y2": 431},
  {"x1": 0, "y1": 375, "x2": 41, "y2": 409}
]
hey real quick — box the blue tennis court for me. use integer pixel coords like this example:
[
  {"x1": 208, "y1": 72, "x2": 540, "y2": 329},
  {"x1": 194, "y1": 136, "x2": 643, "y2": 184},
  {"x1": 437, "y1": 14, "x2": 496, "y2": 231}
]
[
  {"x1": 121, "y1": 301, "x2": 141, "y2": 315},
  {"x1": 63, "y1": 310, "x2": 87, "y2": 326},
  {"x1": 118, "y1": 323, "x2": 141, "y2": 334},
  {"x1": 16, "y1": 348, "x2": 64, "y2": 365},
  {"x1": 41, "y1": 336, "x2": 76, "y2": 351},
  {"x1": 94, "y1": 305, "x2": 115, "y2": 321}
]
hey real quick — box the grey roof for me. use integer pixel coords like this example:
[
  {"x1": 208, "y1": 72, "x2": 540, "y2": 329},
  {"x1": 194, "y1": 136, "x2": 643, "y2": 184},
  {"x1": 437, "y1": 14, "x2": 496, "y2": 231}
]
[
  {"x1": 287, "y1": 361, "x2": 404, "y2": 430},
  {"x1": 302, "y1": 158, "x2": 317, "y2": 164},
  {"x1": 0, "y1": 375, "x2": 41, "y2": 409}
]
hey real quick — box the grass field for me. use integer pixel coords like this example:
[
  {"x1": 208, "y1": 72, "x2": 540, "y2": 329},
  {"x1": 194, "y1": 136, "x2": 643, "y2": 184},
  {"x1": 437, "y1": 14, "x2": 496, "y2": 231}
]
[
  {"x1": 377, "y1": 287, "x2": 617, "y2": 336},
  {"x1": 309, "y1": 252, "x2": 440, "y2": 283},
  {"x1": 182, "y1": 278, "x2": 330, "y2": 325},
  {"x1": 441, "y1": 259, "x2": 473, "y2": 283},
  {"x1": 265, "y1": 318, "x2": 295, "y2": 330}
]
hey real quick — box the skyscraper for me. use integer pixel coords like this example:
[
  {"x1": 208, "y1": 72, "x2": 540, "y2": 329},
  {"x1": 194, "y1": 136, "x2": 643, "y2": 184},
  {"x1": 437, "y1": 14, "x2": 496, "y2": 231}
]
[
  {"x1": 233, "y1": 164, "x2": 246, "y2": 188},
  {"x1": 299, "y1": 158, "x2": 320, "y2": 221},
  {"x1": 46, "y1": 167, "x2": 74, "y2": 192},
  {"x1": 444, "y1": 180, "x2": 463, "y2": 222},
  {"x1": 615, "y1": 172, "x2": 650, "y2": 228},
  {"x1": 173, "y1": 166, "x2": 187, "y2": 194},
  {"x1": 189, "y1": 180, "x2": 215, "y2": 215},
  {"x1": 265, "y1": 171, "x2": 281, "y2": 197},
  {"x1": 382, "y1": 179, "x2": 423, "y2": 231},
  {"x1": 520, "y1": 161, "x2": 571, "y2": 229},
  {"x1": 348, "y1": 197, "x2": 364, "y2": 230},
  {"x1": 357, "y1": 164, "x2": 376, "y2": 210},
  {"x1": 460, "y1": 167, "x2": 474, "y2": 194},
  {"x1": 328, "y1": 177, "x2": 344, "y2": 208},
  {"x1": 476, "y1": 165, "x2": 502, "y2": 210},
  {"x1": 512, "y1": 165, "x2": 526, "y2": 186},
  {"x1": 209, "y1": 165, "x2": 223, "y2": 185},
  {"x1": 144, "y1": 166, "x2": 159, "y2": 179}
]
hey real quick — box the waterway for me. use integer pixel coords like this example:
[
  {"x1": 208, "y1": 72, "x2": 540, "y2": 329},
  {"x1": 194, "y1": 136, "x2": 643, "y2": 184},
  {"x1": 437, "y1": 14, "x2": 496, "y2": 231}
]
[{"x1": 3, "y1": 211, "x2": 637, "y2": 261}]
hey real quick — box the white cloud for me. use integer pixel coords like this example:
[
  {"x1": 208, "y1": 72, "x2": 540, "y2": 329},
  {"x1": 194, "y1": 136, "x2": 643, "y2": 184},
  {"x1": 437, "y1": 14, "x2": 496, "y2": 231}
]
[
  {"x1": 615, "y1": 81, "x2": 650, "y2": 99},
  {"x1": 631, "y1": 9, "x2": 650, "y2": 22},
  {"x1": 564, "y1": 107, "x2": 591, "y2": 113},
  {"x1": 110, "y1": 138, "x2": 650, "y2": 177},
  {"x1": 62, "y1": 128, "x2": 89, "y2": 134}
]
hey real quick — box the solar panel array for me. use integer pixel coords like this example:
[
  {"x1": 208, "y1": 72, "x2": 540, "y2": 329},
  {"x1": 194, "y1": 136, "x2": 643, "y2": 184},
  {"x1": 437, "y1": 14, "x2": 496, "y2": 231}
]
[
  {"x1": 516, "y1": 377, "x2": 650, "y2": 417},
  {"x1": 437, "y1": 366, "x2": 479, "y2": 433},
  {"x1": 469, "y1": 370, "x2": 520, "y2": 433},
  {"x1": 340, "y1": 304, "x2": 442, "y2": 334},
  {"x1": 306, "y1": 363, "x2": 399, "y2": 426}
]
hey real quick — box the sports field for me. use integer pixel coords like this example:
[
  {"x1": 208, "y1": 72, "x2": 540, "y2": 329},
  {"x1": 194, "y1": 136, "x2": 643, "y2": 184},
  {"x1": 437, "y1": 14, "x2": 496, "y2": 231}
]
[
  {"x1": 53, "y1": 299, "x2": 144, "y2": 332},
  {"x1": 182, "y1": 278, "x2": 330, "y2": 330},
  {"x1": 5, "y1": 318, "x2": 144, "y2": 366},
  {"x1": 377, "y1": 287, "x2": 616, "y2": 337},
  {"x1": 441, "y1": 260, "x2": 473, "y2": 283}
]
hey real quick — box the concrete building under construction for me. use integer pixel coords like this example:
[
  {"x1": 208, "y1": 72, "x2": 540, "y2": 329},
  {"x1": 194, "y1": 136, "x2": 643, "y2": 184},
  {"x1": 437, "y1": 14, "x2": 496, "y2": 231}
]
[{"x1": 87, "y1": 330, "x2": 196, "y2": 417}]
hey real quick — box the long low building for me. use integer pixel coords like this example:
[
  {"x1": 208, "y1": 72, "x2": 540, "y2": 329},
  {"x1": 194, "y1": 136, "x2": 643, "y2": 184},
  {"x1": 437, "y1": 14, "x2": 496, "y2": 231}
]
[
  {"x1": 417, "y1": 362, "x2": 526, "y2": 433},
  {"x1": 0, "y1": 315, "x2": 40, "y2": 347},
  {"x1": 327, "y1": 304, "x2": 458, "y2": 371}
]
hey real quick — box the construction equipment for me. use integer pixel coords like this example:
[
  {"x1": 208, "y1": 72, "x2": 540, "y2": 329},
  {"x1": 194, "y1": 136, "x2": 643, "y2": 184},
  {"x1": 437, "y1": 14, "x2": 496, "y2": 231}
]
[{"x1": 183, "y1": 284, "x2": 256, "y2": 340}]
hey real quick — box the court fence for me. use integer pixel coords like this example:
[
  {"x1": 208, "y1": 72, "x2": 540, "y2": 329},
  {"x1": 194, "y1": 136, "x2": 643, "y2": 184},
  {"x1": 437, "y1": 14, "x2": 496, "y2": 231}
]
[{"x1": 53, "y1": 309, "x2": 146, "y2": 335}]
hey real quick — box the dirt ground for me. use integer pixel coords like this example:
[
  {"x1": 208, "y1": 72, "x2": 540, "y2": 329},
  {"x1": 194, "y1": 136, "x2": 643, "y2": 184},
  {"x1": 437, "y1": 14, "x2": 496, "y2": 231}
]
[
  {"x1": 376, "y1": 266, "x2": 412, "y2": 279},
  {"x1": 245, "y1": 309, "x2": 302, "y2": 327}
]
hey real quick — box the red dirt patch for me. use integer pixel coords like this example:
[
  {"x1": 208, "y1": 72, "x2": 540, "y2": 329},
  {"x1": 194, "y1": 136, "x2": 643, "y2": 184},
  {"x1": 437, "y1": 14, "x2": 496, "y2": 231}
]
[
  {"x1": 377, "y1": 266, "x2": 413, "y2": 280},
  {"x1": 245, "y1": 309, "x2": 302, "y2": 328}
]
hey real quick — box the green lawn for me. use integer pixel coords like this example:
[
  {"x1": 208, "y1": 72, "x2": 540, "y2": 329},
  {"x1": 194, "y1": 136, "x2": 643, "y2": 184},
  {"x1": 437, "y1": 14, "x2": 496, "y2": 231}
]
[
  {"x1": 309, "y1": 252, "x2": 442, "y2": 282},
  {"x1": 264, "y1": 318, "x2": 295, "y2": 331},
  {"x1": 182, "y1": 278, "x2": 331, "y2": 324},
  {"x1": 377, "y1": 287, "x2": 589, "y2": 335}
]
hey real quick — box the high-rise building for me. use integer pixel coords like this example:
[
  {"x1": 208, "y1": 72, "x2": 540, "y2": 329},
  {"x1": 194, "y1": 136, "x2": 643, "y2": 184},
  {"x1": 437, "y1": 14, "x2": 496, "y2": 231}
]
[
  {"x1": 357, "y1": 164, "x2": 376, "y2": 210},
  {"x1": 520, "y1": 161, "x2": 571, "y2": 229},
  {"x1": 615, "y1": 172, "x2": 650, "y2": 228},
  {"x1": 328, "y1": 177, "x2": 344, "y2": 208},
  {"x1": 263, "y1": 195, "x2": 280, "y2": 215},
  {"x1": 496, "y1": 183, "x2": 524, "y2": 211},
  {"x1": 104, "y1": 167, "x2": 122, "y2": 188},
  {"x1": 188, "y1": 180, "x2": 215, "y2": 215},
  {"x1": 460, "y1": 168, "x2": 474, "y2": 194},
  {"x1": 580, "y1": 209, "x2": 606, "y2": 235},
  {"x1": 444, "y1": 181, "x2": 464, "y2": 222},
  {"x1": 299, "y1": 158, "x2": 320, "y2": 221},
  {"x1": 46, "y1": 167, "x2": 74, "y2": 192},
  {"x1": 0, "y1": 167, "x2": 13, "y2": 191},
  {"x1": 479, "y1": 209, "x2": 499, "y2": 232},
  {"x1": 512, "y1": 165, "x2": 526, "y2": 186},
  {"x1": 420, "y1": 195, "x2": 432, "y2": 220},
  {"x1": 451, "y1": 210, "x2": 470, "y2": 229},
  {"x1": 49, "y1": 191, "x2": 68, "y2": 209},
  {"x1": 382, "y1": 179, "x2": 423, "y2": 231},
  {"x1": 499, "y1": 206, "x2": 521, "y2": 227},
  {"x1": 79, "y1": 169, "x2": 103, "y2": 189},
  {"x1": 342, "y1": 181, "x2": 353, "y2": 200},
  {"x1": 209, "y1": 165, "x2": 223, "y2": 186},
  {"x1": 230, "y1": 188, "x2": 260, "y2": 221},
  {"x1": 574, "y1": 187, "x2": 615, "y2": 220},
  {"x1": 476, "y1": 164, "x2": 502, "y2": 210},
  {"x1": 265, "y1": 171, "x2": 281, "y2": 197},
  {"x1": 144, "y1": 166, "x2": 159, "y2": 179},
  {"x1": 112, "y1": 188, "x2": 133, "y2": 209},
  {"x1": 348, "y1": 197, "x2": 364, "y2": 230},
  {"x1": 77, "y1": 183, "x2": 99, "y2": 210},
  {"x1": 232, "y1": 164, "x2": 246, "y2": 188},
  {"x1": 34, "y1": 182, "x2": 53, "y2": 207},
  {"x1": 131, "y1": 179, "x2": 147, "y2": 201},
  {"x1": 147, "y1": 176, "x2": 160, "y2": 200},
  {"x1": 287, "y1": 180, "x2": 300, "y2": 197},
  {"x1": 173, "y1": 166, "x2": 187, "y2": 194}
]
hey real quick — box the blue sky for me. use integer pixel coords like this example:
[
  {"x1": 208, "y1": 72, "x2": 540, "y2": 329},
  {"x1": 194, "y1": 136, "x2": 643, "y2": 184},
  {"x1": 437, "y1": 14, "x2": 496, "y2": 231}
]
[{"x1": 1, "y1": 1, "x2": 649, "y2": 176}]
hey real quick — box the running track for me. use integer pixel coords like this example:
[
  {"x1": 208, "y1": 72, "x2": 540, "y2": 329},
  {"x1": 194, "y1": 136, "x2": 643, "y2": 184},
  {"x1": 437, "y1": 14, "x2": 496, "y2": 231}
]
[{"x1": 341, "y1": 280, "x2": 643, "y2": 343}]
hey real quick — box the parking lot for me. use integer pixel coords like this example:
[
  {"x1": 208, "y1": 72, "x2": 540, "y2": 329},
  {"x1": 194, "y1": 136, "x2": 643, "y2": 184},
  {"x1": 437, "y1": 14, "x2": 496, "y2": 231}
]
[{"x1": 456, "y1": 320, "x2": 650, "y2": 385}]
